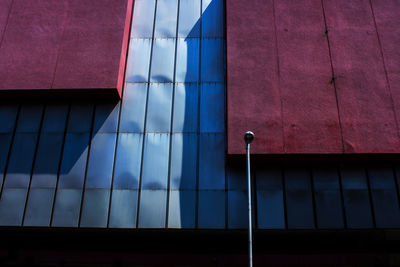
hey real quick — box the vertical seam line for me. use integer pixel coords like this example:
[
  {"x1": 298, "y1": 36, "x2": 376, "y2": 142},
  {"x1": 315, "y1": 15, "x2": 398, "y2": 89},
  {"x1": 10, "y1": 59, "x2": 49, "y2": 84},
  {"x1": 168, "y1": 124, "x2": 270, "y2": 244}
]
[
  {"x1": 272, "y1": 0, "x2": 285, "y2": 153},
  {"x1": 369, "y1": 0, "x2": 400, "y2": 140},
  {"x1": 136, "y1": 0, "x2": 158, "y2": 228},
  {"x1": 321, "y1": 0, "x2": 346, "y2": 153}
]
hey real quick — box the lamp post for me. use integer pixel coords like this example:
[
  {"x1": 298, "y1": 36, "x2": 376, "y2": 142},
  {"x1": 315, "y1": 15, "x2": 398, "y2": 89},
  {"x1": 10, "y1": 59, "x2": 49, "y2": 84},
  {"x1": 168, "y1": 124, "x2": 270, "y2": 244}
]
[{"x1": 244, "y1": 131, "x2": 255, "y2": 267}]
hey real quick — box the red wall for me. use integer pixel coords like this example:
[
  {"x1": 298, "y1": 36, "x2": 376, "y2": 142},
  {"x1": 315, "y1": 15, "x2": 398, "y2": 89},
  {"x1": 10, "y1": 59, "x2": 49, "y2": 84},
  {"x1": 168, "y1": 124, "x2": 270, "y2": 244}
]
[
  {"x1": 0, "y1": 0, "x2": 133, "y2": 98},
  {"x1": 227, "y1": 0, "x2": 400, "y2": 154}
]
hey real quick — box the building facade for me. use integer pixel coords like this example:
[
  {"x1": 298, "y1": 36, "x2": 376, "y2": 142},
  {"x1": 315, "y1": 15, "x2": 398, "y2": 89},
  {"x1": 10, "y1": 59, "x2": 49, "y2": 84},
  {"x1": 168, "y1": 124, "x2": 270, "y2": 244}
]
[{"x1": 1, "y1": 0, "x2": 400, "y2": 266}]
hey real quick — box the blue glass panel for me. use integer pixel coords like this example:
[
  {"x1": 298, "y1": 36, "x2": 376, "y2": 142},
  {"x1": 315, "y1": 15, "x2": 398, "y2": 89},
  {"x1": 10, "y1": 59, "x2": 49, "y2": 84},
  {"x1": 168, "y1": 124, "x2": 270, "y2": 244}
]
[
  {"x1": 200, "y1": 83, "x2": 224, "y2": 133},
  {"x1": 198, "y1": 133, "x2": 225, "y2": 190},
  {"x1": 113, "y1": 133, "x2": 143, "y2": 189},
  {"x1": 41, "y1": 105, "x2": 68, "y2": 133},
  {"x1": 141, "y1": 133, "x2": 170, "y2": 190},
  {"x1": 125, "y1": 39, "x2": 152, "y2": 83},
  {"x1": 85, "y1": 133, "x2": 117, "y2": 189},
  {"x1": 120, "y1": 83, "x2": 147, "y2": 133},
  {"x1": 150, "y1": 39, "x2": 176, "y2": 82},
  {"x1": 257, "y1": 190, "x2": 285, "y2": 229},
  {"x1": 93, "y1": 103, "x2": 120, "y2": 133},
  {"x1": 340, "y1": 165, "x2": 373, "y2": 228},
  {"x1": 0, "y1": 105, "x2": 18, "y2": 133},
  {"x1": 146, "y1": 83, "x2": 173, "y2": 133},
  {"x1": 58, "y1": 133, "x2": 90, "y2": 189},
  {"x1": 312, "y1": 167, "x2": 344, "y2": 229},
  {"x1": 172, "y1": 83, "x2": 199, "y2": 133},
  {"x1": 154, "y1": 0, "x2": 178, "y2": 38},
  {"x1": 0, "y1": 133, "x2": 12, "y2": 186},
  {"x1": 0, "y1": 188, "x2": 27, "y2": 226},
  {"x1": 31, "y1": 133, "x2": 64, "y2": 188},
  {"x1": 256, "y1": 167, "x2": 282, "y2": 190},
  {"x1": 202, "y1": 0, "x2": 224, "y2": 38},
  {"x1": 52, "y1": 189, "x2": 82, "y2": 227},
  {"x1": 131, "y1": 0, "x2": 156, "y2": 38},
  {"x1": 201, "y1": 39, "x2": 224, "y2": 82},
  {"x1": 198, "y1": 190, "x2": 225, "y2": 229},
  {"x1": 23, "y1": 188, "x2": 54, "y2": 226},
  {"x1": 67, "y1": 104, "x2": 94, "y2": 133},
  {"x1": 138, "y1": 189, "x2": 167, "y2": 228},
  {"x1": 169, "y1": 133, "x2": 197, "y2": 190},
  {"x1": 80, "y1": 189, "x2": 110, "y2": 228},
  {"x1": 109, "y1": 189, "x2": 138, "y2": 228},
  {"x1": 175, "y1": 39, "x2": 200, "y2": 83},
  {"x1": 178, "y1": 0, "x2": 200, "y2": 38},
  {"x1": 4, "y1": 133, "x2": 38, "y2": 189},
  {"x1": 228, "y1": 190, "x2": 247, "y2": 229},
  {"x1": 227, "y1": 164, "x2": 246, "y2": 191},
  {"x1": 16, "y1": 105, "x2": 43, "y2": 133},
  {"x1": 168, "y1": 190, "x2": 196, "y2": 228},
  {"x1": 368, "y1": 166, "x2": 400, "y2": 228},
  {"x1": 284, "y1": 168, "x2": 315, "y2": 229}
]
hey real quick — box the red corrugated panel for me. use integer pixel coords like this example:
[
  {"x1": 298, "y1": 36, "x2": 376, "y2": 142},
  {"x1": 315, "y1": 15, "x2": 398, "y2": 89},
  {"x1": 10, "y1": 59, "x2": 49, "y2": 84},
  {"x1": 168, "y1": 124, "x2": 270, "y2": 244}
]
[
  {"x1": 0, "y1": 0, "x2": 133, "y2": 98},
  {"x1": 227, "y1": 0, "x2": 400, "y2": 154},
  {"x1": 227, "y1": 0, "x2": 283, "y2": 154},
  {"x1": 324, "y1": 0, "x2": 400, "y2": 153}
]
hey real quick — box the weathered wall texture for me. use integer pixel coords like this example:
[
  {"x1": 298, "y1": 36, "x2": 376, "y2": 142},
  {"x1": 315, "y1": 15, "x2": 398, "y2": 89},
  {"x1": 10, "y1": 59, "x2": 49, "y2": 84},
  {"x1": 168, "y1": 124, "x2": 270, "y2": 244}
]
[{"x1": 227, "y1": 0, "x2": 400, "y2": 154}]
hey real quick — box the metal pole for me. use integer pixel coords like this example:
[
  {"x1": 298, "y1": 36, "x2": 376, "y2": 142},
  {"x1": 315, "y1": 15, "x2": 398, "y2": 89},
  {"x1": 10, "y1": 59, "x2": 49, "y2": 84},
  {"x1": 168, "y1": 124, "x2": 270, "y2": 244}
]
[{"x1": 244, "y1": 131, "x2": 255, "y2": 267}]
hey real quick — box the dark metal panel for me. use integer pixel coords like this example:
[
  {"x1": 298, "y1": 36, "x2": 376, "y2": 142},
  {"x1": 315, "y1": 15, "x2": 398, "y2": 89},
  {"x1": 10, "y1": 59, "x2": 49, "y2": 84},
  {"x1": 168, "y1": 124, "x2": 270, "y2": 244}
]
[
  {"x1": 109, "y1": 189, "x2": 138, "y2": 228},
  {"x1": 138, "y1": 189, "x2": 167, "y2": 228},
  {"x1": 201, "y1": 39, "x2": 224, "y2": 82},
  {"x1": 227, "y1": 164, "x2": 246, "y2": 191},
  {"x1": 125, "y1": 39, "x2": 152, "y2": 83},
  {"x1": 228, "y1": 190, "x2": 247, "y2": 229},
  {"x1": 198, "y1": 133, "x2": 225, "y2": 190},
  {"x1": 16, "y1": 105, "x2": 43, "y2": 133},
  {"x1": 341, "y1": 165, "x2": 373, "y2": 228},
  {"x1": 23, "y1": 188, "x2": 54, "y2": 226},
  {"x1": 146, "y1": 83, "x2": 173, "y2": 133},
  {"x1": 312, "y1": 166, "x2": 344, "y2": 229},
  {"x1": 168, "y1": 190, "x2": 196, "y2": 228},
  {"x1": 284, "y1": 168, "x2": 315, "y2": 229},
  {"x1": 169, "y1": 133, "x2": 197, "y2": 190},
  {"x1": 58, "y1": 133, "x2": 90, "y2": 189},
  {"x1": 0, "y1": 188, "x2": 27, "y2": 226},
  {"x1": 200, "y1": 83, "x2": 225, "y2": 133},
  {"x1": 172, "y1": 83, "x2": 199, "y2": 133},
  {"x1": 368, "y1": 166, "x2": 400, "y2": 228},
  {"x1": 113, "y1": 133, "x2": 143, "y2": 189},
  {"x1": 154, "y1": 0, "x2": 178, "y2": 38},
  {"x1": 4, "y1": 133, "x2": 38, "y2": 189},
  {"x1": 257, "y1": 190, "x2": 285, "y2": 229},
  {"x1": 93, "y1": 103, "x2": 120, "y2": 134},
  {"x1": 175, "y1": 39, "x2": 200, "y2": 83},
  {"x1": 178, "y1": 0, "x2": 200, "y2": 38},
  {"x1": 67, "y1": 104, "x2": 94, "y2": 133},
  {"x1": 51, "y1": 188, "x2": 82, "y2": 227},
  {"x1": 85, "y1": 133, "x2": 117, "y2": 189},
  {"x1": 120, "y1": 83, "x2": 147, "y2": 133},
  {"x1": 202, "y1": 0, "x2": 224, "y2": 38},
  {"x1": 0, "y1": 133, "x2": 12, "y2": 186},
  {"x1": 198, "y1": 190, "x2": 225, "y2": 229},
  {"x1": 80, "y1": 189, "x2": 110, "y2": 228},
  {"x1": 256, "y1": 167, "x2": 285, "y2": 229},
  {"x1": 141, "y1": 133, "x2": 170, "y2": 190},
  {"x1": 131, "y1": 0, "x2": 156, "y2": 38},
  {"x1": 31, "y1": 133, "x2": 64, "y2": 188},
  {"x1": 0, "y1": 105, "x2": 18, "y2": 133},
  {"x1": 150, "y1": 39, "x2": 176, "y2": 83},
  {"x1": 41, "y1": 105, "x2": 68, "y2": 133}
]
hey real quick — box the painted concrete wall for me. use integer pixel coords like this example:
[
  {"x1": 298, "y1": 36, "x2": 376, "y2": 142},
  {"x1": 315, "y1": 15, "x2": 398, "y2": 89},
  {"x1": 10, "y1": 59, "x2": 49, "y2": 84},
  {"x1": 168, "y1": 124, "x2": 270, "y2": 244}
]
[{"x1": 227, "y1": 0, "x2": 400, "y2": 154}]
